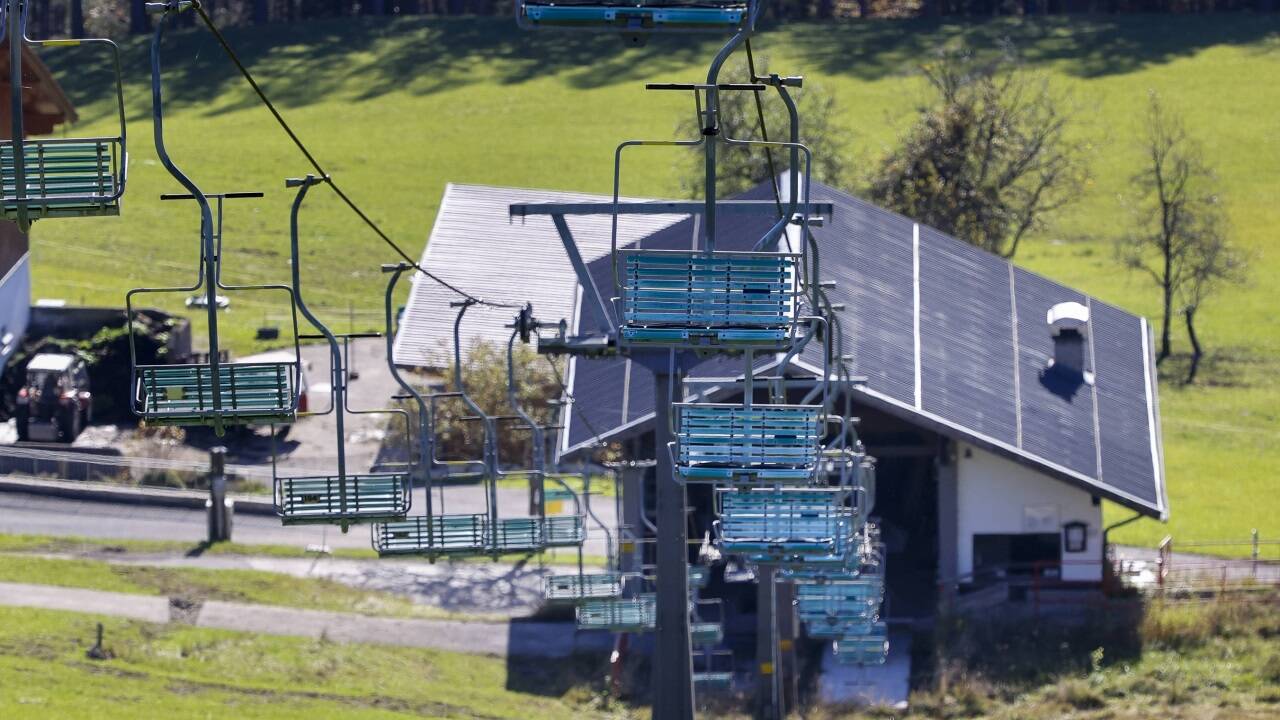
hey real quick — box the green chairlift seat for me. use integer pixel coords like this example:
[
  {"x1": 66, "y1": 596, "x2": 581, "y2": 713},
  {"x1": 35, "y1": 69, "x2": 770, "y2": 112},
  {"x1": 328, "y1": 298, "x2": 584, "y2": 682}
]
[
  {"x1": 519, "y1": 1, "x2": 750, "y2": 32},
  {"x1": 544, "y1": 572, "x2": 625, "y2": 603},
  {"x1": 373, "y1": 514, "x2": 584, "y2": 557},
  {"x1": 134, "y1": 361, "x2": 298, "y2": 428},
  {"x1": 794, "y1": 581, "x2": 882, "y2": 626},
  {"x1": 834, "y1": 622, "x2": 889, "y2": 666},
  {"x1": 692, "y1": 649, "x2": 735, "y2": 690},
  {"x1": 691, "y1": 621, "x2": 723, "y2": 646},
  {"x1": 1, "y1": 138, "x2": 124, "y2": 222},
  {"x1": 619, "y1": 251, "x2": 800, "y2": 351},
  {"x1": 576, "y1": 593, "x2": 656, "y2": 632},
  {"x1": 276, "y1": 472, "x2": 409, "y2": 526},
  {"x1": 688, "y1": 564, "x2": 709, "y2": 590},
  {"x1": 715, "y1": 487, "x2": 852, "y2": 560},
  {"x1": 676, "y1": 403, "x2": 821, "y2": 483}
]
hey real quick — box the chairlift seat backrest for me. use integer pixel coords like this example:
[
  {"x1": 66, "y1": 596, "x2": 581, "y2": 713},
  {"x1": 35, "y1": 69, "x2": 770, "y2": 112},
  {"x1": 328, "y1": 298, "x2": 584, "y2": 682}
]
[
  {"x1": 620, "y1": 251, "x2": 799, "y2": 349},
  {"x1": 576, "y1": 594, "x2": 657, "y2": 632},
  {"x1": 134, "y1": 361, "x2": 298, "y2": 427},
  {"x1": 519, "y1": 0, "x2": 751, "y2": 32},
  {"x1": 543, "y1": 572, "x2": 625, "y2": 602},
  {"x1": 1, "y1": 138, "x2": 124, "y2": 220},
  {"x1": 677, "y1": 403, "x2": 821, "y2": 481},
  {"x1": 277, "y1": 472, "x2": 408, "y2": 525}
]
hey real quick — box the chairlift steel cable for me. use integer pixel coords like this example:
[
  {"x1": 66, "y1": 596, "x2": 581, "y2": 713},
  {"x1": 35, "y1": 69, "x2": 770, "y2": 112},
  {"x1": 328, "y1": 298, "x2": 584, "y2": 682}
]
[
  {"x1": 187, "y1": 2, "x2": 521, "y2": 311},
  {"x1": 745, "y1": 38, "x2": 783, "y2": 217}
]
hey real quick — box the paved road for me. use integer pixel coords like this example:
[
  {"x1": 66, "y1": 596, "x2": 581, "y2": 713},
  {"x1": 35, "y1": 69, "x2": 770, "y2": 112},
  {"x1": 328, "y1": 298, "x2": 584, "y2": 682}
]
[
  {"x1": 0, "y1": 581, "x2": 612, "y2": 658},
  {"x1": 0, "y1": 490, "x2": 374, "y2": 550},
  {"x1": 0, "y1": 485, "x2": 616, "y2": 557}
]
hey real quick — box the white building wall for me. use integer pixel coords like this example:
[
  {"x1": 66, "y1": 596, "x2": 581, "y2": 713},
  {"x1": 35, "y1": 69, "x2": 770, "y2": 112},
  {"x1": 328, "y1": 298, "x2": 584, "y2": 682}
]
[
  {"x1": 955, "y1": 442, "x2": 1103, "y2": 582},
  {"x1": 0, "y1": 253, "x2": 30, "y2": 371}
]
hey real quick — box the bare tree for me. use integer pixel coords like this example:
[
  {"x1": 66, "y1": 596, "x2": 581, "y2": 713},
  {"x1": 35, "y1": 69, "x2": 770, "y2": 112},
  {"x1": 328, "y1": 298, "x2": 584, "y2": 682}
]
[
  {"x1": 1118, "y1": 92, "x2": 1246, "y2": 378},
  {"x1": 869, "y1": 44, "x2": 1088, "y2": 259}
]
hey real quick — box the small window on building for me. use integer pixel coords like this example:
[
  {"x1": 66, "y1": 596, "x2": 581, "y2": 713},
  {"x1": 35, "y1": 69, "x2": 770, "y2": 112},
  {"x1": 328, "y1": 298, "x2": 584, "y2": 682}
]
[{"x1": 1063, "y1": 521, "x2": 1088, "y2": 554}]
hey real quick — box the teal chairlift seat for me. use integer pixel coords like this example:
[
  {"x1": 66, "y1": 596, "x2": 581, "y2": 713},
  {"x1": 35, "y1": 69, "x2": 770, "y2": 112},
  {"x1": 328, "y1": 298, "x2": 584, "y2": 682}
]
[
  {"x1": 794, "y1": 580, "x2": 882, "y2": 626},
  {"x1": 1, "y1": 5, "x2": 128, "y2": 232},
  {"x1": 676, "y1": 403, "x2": 821, "y2": 483},
  {"x1": 576, "y1": 593, "x2": 657, "y2": 632},
  {"x1": 544, "y1": 571, "x2": 626, "y2": 603},
  {"x1": 714, "y1": 487, "x2": 852, "y2": 562},
  {"x1": 518, "y1": 0, "x2": 753, "y2": 34},
  {"x1": 690, "y1": 597, "x2": 724, "y2": 646},
  {"x1": 692, "y1": 648, "x2": 735, "y2": 690},
  {"x1": 618, "y1": 250, "x2": 801, "y2": 351},
  {"x1": 271, "y1": 177, "x2": 412, "y2": 529},
  {"x1": 374, "y1": 513, "x2": 585, "y2": 557},
  {"x1": 834, "y1": 622, "x2": 890, "y2": 666}
]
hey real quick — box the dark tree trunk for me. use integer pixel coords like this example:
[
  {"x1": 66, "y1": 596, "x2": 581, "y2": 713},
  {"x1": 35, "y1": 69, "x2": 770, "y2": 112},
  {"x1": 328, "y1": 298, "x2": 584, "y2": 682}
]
[
  {"x1": 1159, "y1": 252, "x2": 1173, "y2": 364},
  {"x1": 254, "y1": 0, "x2": 269, "y2": 24},
  {"x1": 1184, "y1": 306, "x2": 1202, "y2": 384},
  {"x1": 69, "y1": 0, "x2": 84, "y2": 38}
]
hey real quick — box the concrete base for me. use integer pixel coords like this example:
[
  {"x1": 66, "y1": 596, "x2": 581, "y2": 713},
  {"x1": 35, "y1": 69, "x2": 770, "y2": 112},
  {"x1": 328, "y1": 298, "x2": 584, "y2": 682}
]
[{"x1": 817, "y1": 627, "x2": 911, "y2": 710}]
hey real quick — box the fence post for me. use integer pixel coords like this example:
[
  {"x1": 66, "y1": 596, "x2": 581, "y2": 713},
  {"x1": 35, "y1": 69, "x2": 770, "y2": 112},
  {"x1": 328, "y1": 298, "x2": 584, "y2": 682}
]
[
  {"x1": 1252, "y1": 529, "x2": 1259, "y2": 579},
  {"x1": 207, "y1": 447, "x2": 231, "y2": 543}
]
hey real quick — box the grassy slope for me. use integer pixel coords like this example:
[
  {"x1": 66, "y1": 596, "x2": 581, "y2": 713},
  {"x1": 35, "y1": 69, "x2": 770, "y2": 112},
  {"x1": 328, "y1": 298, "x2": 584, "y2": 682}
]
[
  {"x1": 29, "y1": 16, "x2": 1280, "y2": 548},
  {"x1": 0, "y1": 552, "x2": 492, "y2": 621},
  {"x1": 0, "y1": 606, "x2": 616, "y2": 719}
]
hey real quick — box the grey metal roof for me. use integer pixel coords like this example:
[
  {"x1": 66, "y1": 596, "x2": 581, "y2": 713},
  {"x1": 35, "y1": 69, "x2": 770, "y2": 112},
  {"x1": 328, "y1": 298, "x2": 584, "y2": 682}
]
[
  {"x1": 559, "y1": 180, "x2": 1167, "y2": 519},
  {"x1": 393, "y1": 180, "x2": 1166, "y2": 519},
  {"x1": 393, "y1": 183, "x2": 685, "y2": 368}
]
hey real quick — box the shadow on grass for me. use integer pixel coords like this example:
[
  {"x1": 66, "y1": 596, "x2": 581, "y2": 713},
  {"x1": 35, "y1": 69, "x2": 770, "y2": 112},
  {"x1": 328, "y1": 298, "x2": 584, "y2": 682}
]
[
  {"x1": 38, "y1": 14, "x2": 1280, "y2": 126},
  {"x1": 1157, "y1": 346, "x2": 1274, "y2": 390}
]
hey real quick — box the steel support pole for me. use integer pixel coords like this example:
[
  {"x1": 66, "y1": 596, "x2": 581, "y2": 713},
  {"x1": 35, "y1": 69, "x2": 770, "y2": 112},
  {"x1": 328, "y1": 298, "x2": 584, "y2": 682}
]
[
  {"x1": 8, "y1": 0, "x2": 29, "y2": 231},
  {"x1": 651, "y1": 368, "x2": 693, "y2": 720},
  {"x1": 207, "y1": 446, "x2": 227, "y2": 543},
  {"x1": 755, "y1": 566, "x2": 780, "y2": 720}
]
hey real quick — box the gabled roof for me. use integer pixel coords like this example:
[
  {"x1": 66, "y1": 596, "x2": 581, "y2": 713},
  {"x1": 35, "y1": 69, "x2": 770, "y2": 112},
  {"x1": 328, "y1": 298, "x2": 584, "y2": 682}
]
[
  {"x1": 395, "y1": 181, "x2": 1167, "y2": 519},
  {"x1": 558, "y1": 180, "x2": 1166, "y2": 519},
  {"x1": 393, "y1": 183, "x2": 686, "y2": 368}
]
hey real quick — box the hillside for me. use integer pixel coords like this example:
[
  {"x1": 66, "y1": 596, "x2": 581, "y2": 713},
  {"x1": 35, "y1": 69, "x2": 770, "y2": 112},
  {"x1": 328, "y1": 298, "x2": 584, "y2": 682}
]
[{"x1": 28, "y1": 15, "x2": 1280, "y2": 549}]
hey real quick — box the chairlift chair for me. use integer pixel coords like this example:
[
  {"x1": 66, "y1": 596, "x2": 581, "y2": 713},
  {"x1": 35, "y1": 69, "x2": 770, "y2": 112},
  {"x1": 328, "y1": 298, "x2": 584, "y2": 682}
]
[
  {"x1": 373, "y1": 301, "x2": 586, "y2": 558},
  {"x1": 128, "y1": 9, "x2": 298, "y2": 435},
  {"x1": 617, "y1": 250, "x2": 802, "y2": 351},
  {"x1": 576, "y1": 592, "x2": 657, "y2": 632},
  {"x1": 272, "y1": 176, "x2": 410, "y2": 529},
  {"x1": 833, "y1": 622, "x2": 890, "y2": 666},
  {"x1": 517, "y1": 0, "x2": 756, "y2": 35},
  {"x1": 675, "y1": 402, "x2": 822, "y2": 484},
  {"x1": 691, "y1": 648, "x2": 735, "y2": 690},
  {"x1": 713, "y1": 487, "x2": 853, "y2": 562},
  {"x1": 1, "y1": 0, "x2": 128, "y2": 232}
]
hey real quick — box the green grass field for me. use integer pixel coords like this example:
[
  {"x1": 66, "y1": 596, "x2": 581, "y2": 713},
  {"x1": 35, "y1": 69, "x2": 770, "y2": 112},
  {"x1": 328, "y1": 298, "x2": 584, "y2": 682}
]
[
  {"x1": 28, "y1": 15, "x2": 1280, "y2": 549},
  {"x1": 0, "y1": 552, "x2": 497, "y2": 621},
  {"x1": 0, "y1": 606, "x2": 617, "y2": 719}
]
